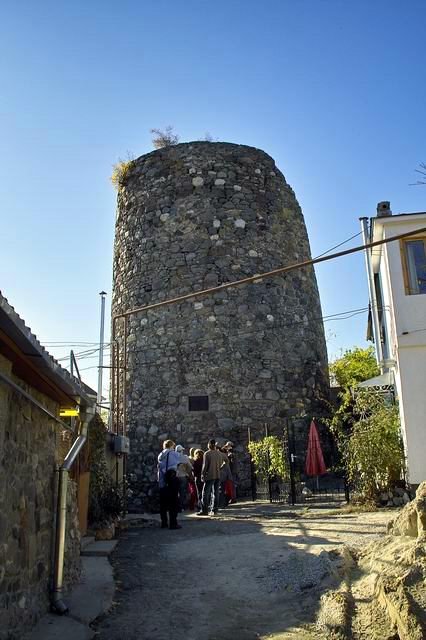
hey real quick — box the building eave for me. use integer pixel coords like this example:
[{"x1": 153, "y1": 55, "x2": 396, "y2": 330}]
[{"x1": 0, "y1": 291, "x2": 95, "y2": 406}]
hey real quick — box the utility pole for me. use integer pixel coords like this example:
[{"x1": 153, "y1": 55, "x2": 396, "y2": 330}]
[{"x1": 97, "y1": 291, "x2": 107, "y2": 405}]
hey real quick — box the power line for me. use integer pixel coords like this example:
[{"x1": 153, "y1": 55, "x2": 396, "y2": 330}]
[
  {"x1": 313, "y1": 230, "x2": 363, "y2": 259},
  {"x1": 113, "y1": 225, "x2": 426, "y2": 322},
  {"x1": 78, "y1": 305, "x2": 373, "y2": 373},
  {"x1": 42, "y1": 341, "x2": 102, "y2": 346},
  {"x1": 56, "y1": 345, "x2": 111, "y2": 362},
  {"x1": 81, "y1": 305, "x2": 377, "y2": 374}
]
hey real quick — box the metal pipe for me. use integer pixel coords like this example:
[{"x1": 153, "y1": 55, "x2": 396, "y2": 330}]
[
  {"x1": 0, "y1": 370, "x2": 74, "y2": 432},
  {"x1": 71, "y1": 352, "x2": 81, "y2": 382},
  {"x1": 97, "y1": 291, "x2": 107, "y2": 404},
  {"x1": 112, "y1": 225, "x2": 426, "y2": 323},
  {"x1": 116, "y1": 322, "x2": 120, "y2": 437},
  {"x1": 110, "y1": 338, "x2": 116, "y2": 433},
  {"x1": 122, "y1": 315, "x2": 128, "y2": 436},
  {"x1": 360, "y1": 217, "x2": 384, "y2": 369},
  {"x1": 51, "y1": 418, "x2": 88, "y2": 614}
]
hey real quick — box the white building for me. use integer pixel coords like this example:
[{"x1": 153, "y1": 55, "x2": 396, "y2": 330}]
[{"x1": 362, "y1": 202, "x2": 426, "y2": 486}]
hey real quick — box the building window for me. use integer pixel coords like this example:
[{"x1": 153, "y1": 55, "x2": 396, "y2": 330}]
[
  {"x1": 188, "y1": 395, "x2": 209, "y2": 412},
  {"x1": 402, "y1": 237, "x2": 426, "y2": 295}
]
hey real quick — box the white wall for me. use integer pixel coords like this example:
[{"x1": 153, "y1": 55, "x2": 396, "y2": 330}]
[{"x1": 378, "y1": 215, "x2": 426, "y2": 484}]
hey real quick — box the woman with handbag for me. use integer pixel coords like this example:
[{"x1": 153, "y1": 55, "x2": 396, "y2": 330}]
[{"x1": 157, "y1": 440, "x2": 181, "y2": 529}]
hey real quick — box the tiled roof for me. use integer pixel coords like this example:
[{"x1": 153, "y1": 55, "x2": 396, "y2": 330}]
[{"x1": 0, "y1": 290, "x2": 96, "y2": 404}]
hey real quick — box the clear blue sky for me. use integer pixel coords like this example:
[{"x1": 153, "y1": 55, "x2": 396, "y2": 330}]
[{"x1": 1, "y1": 1, "x2": 425, "y2": 395}]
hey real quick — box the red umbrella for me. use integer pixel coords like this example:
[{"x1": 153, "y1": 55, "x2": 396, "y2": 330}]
[{"x1": 305, "y1": 420, "x2": 327, "y2": 478}]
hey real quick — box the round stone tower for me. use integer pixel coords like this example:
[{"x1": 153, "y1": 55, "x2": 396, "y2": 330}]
[{"x1": 112, "y1": 142, "x2": 329, "y2": 508}]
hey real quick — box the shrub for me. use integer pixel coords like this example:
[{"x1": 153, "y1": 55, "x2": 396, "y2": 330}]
[
  {"x1": 248, "y1": 435, "x2": 288, "y2": 481},
  {"x1": 110, "y1": 154, "x2": 136, "y2": 189},
  {"x1": 88, "y1": 414, "x2": 124, "y2": 527},
  {"x1": 150, "y1": 126, "x2": 179, "y2": 149},
  {"x1": 346, "y1": 391, "x2": 405, "y2": 500}
]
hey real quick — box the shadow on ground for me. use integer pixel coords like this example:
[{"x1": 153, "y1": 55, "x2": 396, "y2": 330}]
[{"x1": 92, "y1": 503, "x2": 389, "y2": 640}]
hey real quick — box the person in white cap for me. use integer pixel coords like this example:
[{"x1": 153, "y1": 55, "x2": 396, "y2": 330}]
[{"x1": 175, "y1": 445, "x2": 193, "y2": 511}]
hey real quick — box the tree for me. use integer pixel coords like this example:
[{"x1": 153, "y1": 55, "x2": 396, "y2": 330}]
[
  {"x1": 330, "y1": 346, "x2": 379, "y2": 389},
  {"x1": 329, "y1": 346, "x2": 379, "y2": 438},
  {"x1": 327, "y1": 347, "x2": 378, "y2": 472},
  {"x1": 150, "y1": 126, "x2": 180, "y2": 149},
  {"x1": 329, "y1": 347, "x2": 404, "y2": 500},
  {"x1": 411, "y1": 162, "x2": 426, "y2": 186}
]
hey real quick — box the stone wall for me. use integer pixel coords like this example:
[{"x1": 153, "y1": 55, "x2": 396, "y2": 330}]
[
  {"x1": 0, "y1": 354, "x2": 80, "y2": 640},
  {"x1": 112, "y1": 142, "x2": 329, "y2": 509}
]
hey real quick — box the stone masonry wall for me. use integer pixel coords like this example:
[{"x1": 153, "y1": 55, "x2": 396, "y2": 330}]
[
  {"x1": 112, "y1": 142, "x2": 329, "y2": 509},
  {"x1": 0, "y1": 354, "x2": 80, "y2": 640}
]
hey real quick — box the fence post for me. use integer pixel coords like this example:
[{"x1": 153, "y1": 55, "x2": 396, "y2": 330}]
[
  {"x1": 248, "y1": 427, "x2": 257, "y2": 501},
  {"x1": 287, "y1": 419, "x2": 296, "y2": 506},
  {"x1": 344, "y1": 476, "x2": 350, "y2": 503},
  {"x1": 265, "y1": 423, "x2": 272, "y2": 503}
]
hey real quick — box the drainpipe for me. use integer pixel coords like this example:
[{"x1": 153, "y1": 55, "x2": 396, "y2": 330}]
[
  {"x1": 51, "y1": 416, "x2": 89, "y2": 614},
  {"x1": 360, "y1": 217, "x2": 384, "y2": 370}
]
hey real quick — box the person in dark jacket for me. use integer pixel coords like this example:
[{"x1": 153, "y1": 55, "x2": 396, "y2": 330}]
[
  {"x1": 197, "y1": 439, "x2": 224, "y2": 516},
  {"x1": 157, "y1": 440, "x2": 181, "y2": 529},
  {"x1": 192, "y1": 449, "x2": 204, "y2": 509}
]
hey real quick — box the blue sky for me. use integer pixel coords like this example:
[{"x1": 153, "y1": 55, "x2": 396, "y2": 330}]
[{"x1": 1, "y1": 1, "x2": 425, "y2": 394}]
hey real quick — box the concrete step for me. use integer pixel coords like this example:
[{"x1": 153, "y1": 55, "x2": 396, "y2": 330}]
[
  {"x1": 80, "y1": 539, "x2": 118, "y2": 557},
  {"x1": 80, "y1": 536, "x2": 95, "y2": 552}
]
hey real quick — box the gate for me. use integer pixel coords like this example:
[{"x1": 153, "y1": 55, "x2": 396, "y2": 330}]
[
  {"x1": 286, "y1": 416, "x2": 349, "y2": 505},
  {"x1": 248, "y1": 424, "x2": 291, "y2": 504},
  {"x1": 249, "y1": 418, "x2": 349, "y2": 505}
]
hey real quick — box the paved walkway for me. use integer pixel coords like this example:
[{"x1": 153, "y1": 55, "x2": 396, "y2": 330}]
[{"x1": 93, "y1": 501, "x2": 393, "y2": 640}]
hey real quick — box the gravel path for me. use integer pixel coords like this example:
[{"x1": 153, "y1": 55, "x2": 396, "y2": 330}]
[{"x1": 93, "y1": 502, "x2": 393, "y2": 640}]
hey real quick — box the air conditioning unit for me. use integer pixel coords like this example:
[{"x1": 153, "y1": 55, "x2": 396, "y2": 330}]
[{"x1": 113, "y1": 435, "x2": 130, "y2": 455}]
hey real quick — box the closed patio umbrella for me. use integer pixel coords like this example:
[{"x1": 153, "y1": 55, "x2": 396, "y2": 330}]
[{"x1": 305, "y1": 419, "x2": 326, "y2": 489}]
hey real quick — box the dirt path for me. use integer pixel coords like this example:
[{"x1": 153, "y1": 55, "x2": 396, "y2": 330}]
[{"x1": 93, "y1": 502, "x2": 394, "y2": 640}]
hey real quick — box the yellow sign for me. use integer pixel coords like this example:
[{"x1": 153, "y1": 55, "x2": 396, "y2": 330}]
[{"x1": 59, "y1": 408, "x2": 79, "y2": 417}]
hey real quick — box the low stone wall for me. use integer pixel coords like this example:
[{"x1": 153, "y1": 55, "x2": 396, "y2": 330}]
[{"x1": 0, "y1": 354, "x2": 80, "y2": 640}]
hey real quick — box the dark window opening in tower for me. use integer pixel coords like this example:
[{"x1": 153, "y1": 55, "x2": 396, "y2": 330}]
[{"x1": 188, "y1": 396, "x2": 209, "y2": 412}]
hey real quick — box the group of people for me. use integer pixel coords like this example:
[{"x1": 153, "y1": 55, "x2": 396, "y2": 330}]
[{"x1": 157, "y1": 438, "x2": 236, "y2": 529}]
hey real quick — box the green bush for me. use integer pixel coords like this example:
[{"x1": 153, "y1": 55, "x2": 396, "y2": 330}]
[
  {"x1": 88, "y1": 414, "x2": 124, "y2": 527},
  {"x1": 346, "y1": 391, "x2": 405, "y2": 499},
  {"x1": 248, "y1": 435, "x2": 288, "y2": 481},
  {"x1": 110, "y1": 155, "x2": 135, "y2": 189}
]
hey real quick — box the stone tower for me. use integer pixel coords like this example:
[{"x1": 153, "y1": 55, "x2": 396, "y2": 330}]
[{"x1": 112, "y1": 142, "x2": 329, "y2": 508}]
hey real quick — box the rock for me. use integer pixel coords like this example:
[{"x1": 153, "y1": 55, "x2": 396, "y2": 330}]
[
  {"x1": 192, "y1": 176, "x2": 204, "y2": 187},
  {"x1": 259, "y1": 369, "x2": 272, "y2": 379},
  {"x1": 388, "y1": 480, "x2": 426, "y2": 538},
  {"x1": 234, "y1": 219, "x2": 246, "y2": 229},
  {"x1": 214, "y1": 178, "x2": 225, "y2": 186},
  {"x1": 217, "y1": 418, "x2": 235, "y2": 430},
  {"x1": 95, "y1": 524, "x2": 115, "y2": 541},
  {"x1": 317, "y1": 590, "x2": 351, "y2": 639}
]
